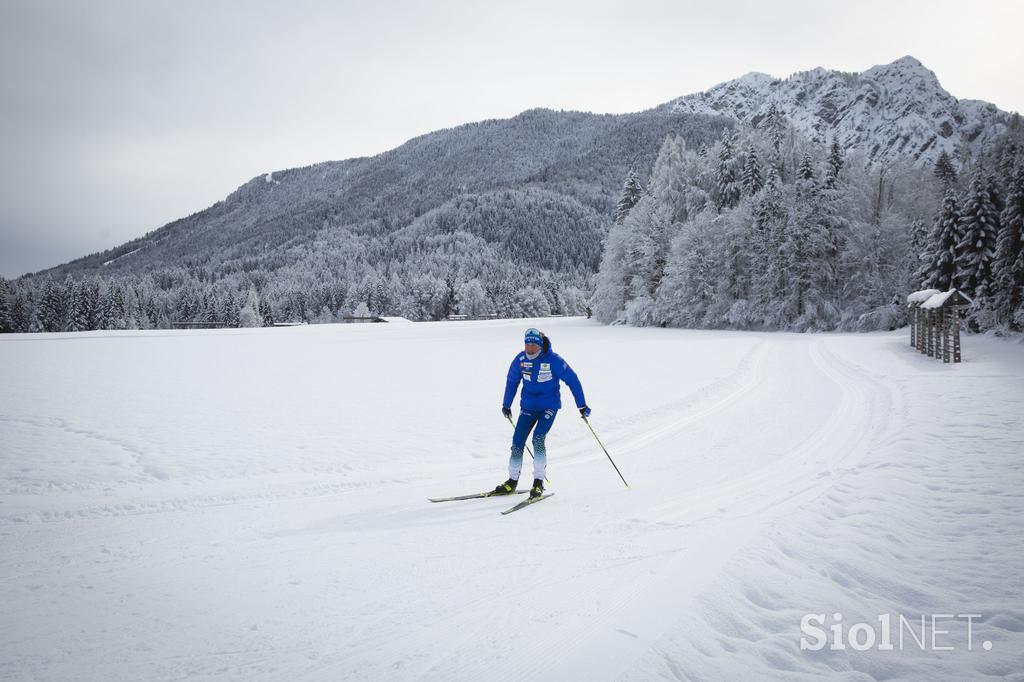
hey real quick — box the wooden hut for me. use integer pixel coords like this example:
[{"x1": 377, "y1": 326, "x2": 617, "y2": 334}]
[{"x1": 906, "y1": 288, "x2": 973, "y2": 363}]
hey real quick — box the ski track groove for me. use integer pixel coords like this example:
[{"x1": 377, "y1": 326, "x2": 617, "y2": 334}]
[
  {"x1": 266, "y1": 335, "x2": 779, "y2": 677},
  {"x1": 557, "y1": 337, "x2": 770, "y2": 469},
  {"x1": 6, "y1": 325, "x2": 985, "y2": 682},
  {"x1": 441, "y1": 336, "x2": 898, "y2": 682}
]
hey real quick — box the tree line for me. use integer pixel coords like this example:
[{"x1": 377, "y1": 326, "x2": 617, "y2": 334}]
[{"x1": 592, "y1": 108, "x2": 1024, "y2": 333}]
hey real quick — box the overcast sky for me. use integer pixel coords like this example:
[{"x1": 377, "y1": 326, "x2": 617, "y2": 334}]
[{"x1": 1, "y1": 0, "x2": 1021, "y2": 278}]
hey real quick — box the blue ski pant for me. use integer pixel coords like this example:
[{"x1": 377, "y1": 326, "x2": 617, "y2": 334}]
[{"x1": 509, "y1": 408, "x2": 558, "y2": 481}]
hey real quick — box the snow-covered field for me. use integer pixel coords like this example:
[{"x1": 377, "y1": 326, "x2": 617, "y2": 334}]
[{"x1": 2, "y1": 318, "x2": 1022, "y2": 681}]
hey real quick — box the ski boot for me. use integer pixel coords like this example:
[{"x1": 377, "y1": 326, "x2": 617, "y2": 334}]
[
  {"x1": 529, "y1": 478, "x2": 544, "y2": 499},
  {"x1": 492, "y1": 478, "x2": 518, "y2": 495}
]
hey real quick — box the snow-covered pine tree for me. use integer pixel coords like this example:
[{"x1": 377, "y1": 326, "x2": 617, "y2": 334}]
[
  {"x1": 716, "y1": 129, "x2": 741, "y2": 211},
  {"x1": 238, "y1": 287, "x2": 262, "y2": 327},
  {"x1": 456, "y1": 279, "x2": 490, "y2": 317},
  {"x1": 751, "y1": 168, "x2": 787, "y2": 325},
  {"x1": 0, "y1": 277, "x2": 11, "y2": 333},
  {"x1": 741, "y1": 144, "x2": 763, "y2": 196},
  {"x1": 655, "y1": 211, "x2": 719, "y2": 327},
  {"x1": 994, "y1": 161, "x2": 1024, "y2": 328},
  {"x1": 910, "y1": 217, "x2": 931, "y2": 288},
  {"x1": 759, "y1": 103, "x2": 786, "y2": 162},
  {"x1": 825, "y1": 140, "x2": 844, "y2": 189},
  {"x1": 998, "y1": 142, "x2": 1020, "y2": 184},
  {"x1": 782, "y1": 161, "x2": 843, "y2": 330},
  {"x1": 8, "y1": 289, "x2": 30, "y2": 333},
  {"x1": 371, "y1": 277, "x2": 392, "y2": 315},
  {"x1": 37, "y1": 277, "x2": 65, "y2": 332},
  {"x1": 591, "y1": 221, "x2": 633, "y2": 324},
  {"x1": 122, "y1": 285, "x2": 141, "y2": 330},
  {"x1": 797, "y1": 153, "x2": 816, "y2": 182},
  {"x1": 956, "y1": 170, "x2": 1000, "y2": 302},
  {"x1": 923, "y1": 189, "x2": 963, "y2": 291},
  {"x1": 83, "y1": 280, "x2": 103, "y2": 330},
  {"x1": 627, "y1": 196, "x2": 673, "y2": 302},
  {"x1": 812, "y1": 176, "x2": 847, "y2": 326},
  {"x1": 101, "y1": 285, "x2": 120, "y2": 329},
  {"x1": 709, "y1": 199, "x2": 757, "y2": 327},
  {"x1": 515, "y1": 286, "x2": 551, "y2": 317},
  {"x1": 649, "y1": 135, "x2": 689, "y2": 223},
  {"x1": 71, "y1": 281, "x2": 90, "y2": 332},
  {"x1": 986, "y1": 171, "x2": 1006, "y2": 219},
  {"x1": 259, "y1": 297, "x2": 274, "y2": 326},
  {"x1": 615, "y1": 170, "x2": 643, "y2": 224},
  {"x1": 933, "y1": 151, "x2": 958, "y2": 188}
]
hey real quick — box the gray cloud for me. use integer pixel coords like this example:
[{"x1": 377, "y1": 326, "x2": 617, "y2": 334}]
[{"x1": 1, "y1": 0, "x2": 1022, "y2": 278}]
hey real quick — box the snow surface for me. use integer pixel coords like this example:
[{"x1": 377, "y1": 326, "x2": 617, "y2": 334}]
[
  {"x1": 101, "y1": 248, "x2": 142, "y2": 267},
  {"x1": 2, "y1": 318, "x2": 1023, "y2": 681}
]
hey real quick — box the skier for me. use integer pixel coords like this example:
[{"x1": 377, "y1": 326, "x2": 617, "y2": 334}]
[{"x1": 494, "y1": 328, "x2": 590, "y2": 499}]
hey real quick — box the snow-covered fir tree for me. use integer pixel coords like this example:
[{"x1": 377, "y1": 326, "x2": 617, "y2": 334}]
[
  {"x1": 922, "y1": 188, "x2": 964, "y2": 291},
  {"x1": 994, "y1": 161, "x2": 1024, "y2": 328},
  {"x1": 716, "y1": 129, "x2": 741, "y2": 211},
  {"x1": 591, "y1": 120, "x2": 994, "y2": 333},
  {"x1": 0, "y1": 277, "x2": 11, "y2": 333},
  {"x1": 933, "y1": 150, "x2": 958, "y2": 188},
  {"x1": 591, "y1": 220, "x2": 632, "y2": 324},
  {"x1": 455, "y1": 279, "x2": 490, "y2": 317},
  {"x1": 759, "y1": 102, "x2": 786, "y2": 164},
  {"x1": 741, "y1": 145, "x2": 763, "y2": 196},
  {"x1": 648, "y1": 135, "x2": 690, "y2": 223},
  {"x1": 825, "y1": 140, "x2": 844, "y2": 189},
  {"x1": 751, "y1": 168, "x2": 788, "y2": 325},
  {"x1": 956, "y1": 170, "x2": 1001, "y2": 301},
  {"x1": 37, "y1": 277, "x2": 67, "y2": 332},
  {"x1": 238, "y1": 287, "x2": 262, "y2": 327},
  {"x1": 615, "y1": 170, "x2": 643, "y2": 224}
]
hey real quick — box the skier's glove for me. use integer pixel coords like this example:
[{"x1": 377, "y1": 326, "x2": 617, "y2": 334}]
[
  {"x1": 579, "y1": 406, "x2": 591, "y2": 418},
  {"x1": 502, "y1": 407, "x2": 512, "y2": 418}
]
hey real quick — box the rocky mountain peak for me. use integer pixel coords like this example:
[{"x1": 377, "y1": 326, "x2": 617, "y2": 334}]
[{"x1": 662, "y1": 56, "x2": 1010, "y2": 167}]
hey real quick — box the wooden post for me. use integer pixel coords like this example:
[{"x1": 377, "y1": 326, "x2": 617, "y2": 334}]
[
  {"x1": 930, "y1": 310, "x2": 938, "y2": 358},
  {"x1": 920, "y1": 310, "x2": 927, "y2": 354},
  {"x1": 921, "y1": 307, "x2": 929, "y2": 350},
  {"x1": 924, "y1": 310, "x2": 931, "y2": 356},
  {"x1": 910, "y1": 308, "x2": 917, "y2": 347},
  {"x1": 921, "y1": 309, "x2": 929, "y2": 352},
  {"x1": 953, "y1": 307, "x2": 962, "y2": 363},
  {"x1": 942, "y1": 308, "x2": 951, "y2": 363}
]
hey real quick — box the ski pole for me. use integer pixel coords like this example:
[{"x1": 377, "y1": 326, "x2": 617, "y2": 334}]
[
  {"x1": 505, "y1": 413, "x2": 535, "y2": 460},
  {"x1": 582, "y1": 416, "x2": 630, "y2": 488},
  {"x1": 506, "y1": 413, "x2": 550, "y2": 483}
]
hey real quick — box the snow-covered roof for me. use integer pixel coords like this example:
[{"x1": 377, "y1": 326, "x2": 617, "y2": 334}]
[
  {"x1": 906, "y1": 289, "x2": 941, "y2": 305},
  {"x1": 378, "y1": 316, "x2": 413, "y2": 323},
  {"x1": 921, "y1": 289, "x2": 972, "y2": 309}
]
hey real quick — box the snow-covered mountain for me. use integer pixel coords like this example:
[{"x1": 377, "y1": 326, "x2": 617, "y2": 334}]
[
  {"x1": 661, "y1": 56, "x2": 1011, "y2": 167},
  {"x1": 22, "y1": 56, "x2": 1015, "y2": 326}
]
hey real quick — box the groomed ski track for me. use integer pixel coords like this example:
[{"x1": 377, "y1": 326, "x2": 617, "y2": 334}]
[{"x1": 1, "y1": 318, "x2": 1022, "y2": 681}]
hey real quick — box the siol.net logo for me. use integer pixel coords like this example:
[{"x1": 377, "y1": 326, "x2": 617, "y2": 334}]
[{"x1": 800, "y1": 613, "x2": 993, "y2": 652}]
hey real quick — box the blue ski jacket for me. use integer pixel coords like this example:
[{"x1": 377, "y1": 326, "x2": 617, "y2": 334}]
[{"x1": 502, "y1": 335, "x2": 586, "y2": 412}]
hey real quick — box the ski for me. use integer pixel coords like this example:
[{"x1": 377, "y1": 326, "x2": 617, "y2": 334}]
[
  {"x1": 429, "y1": 490, "x2": 528, "y2": 503},
  {"x1": 500, "y1": 493, "x2": 554, "y2": 515}
]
